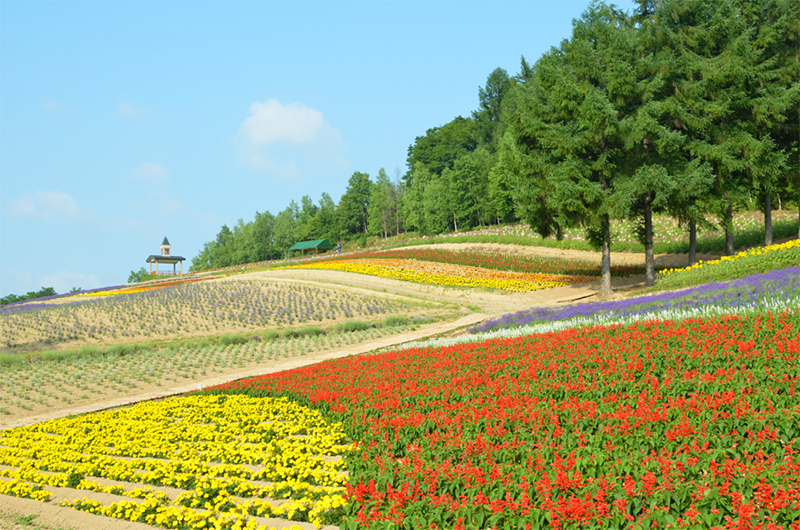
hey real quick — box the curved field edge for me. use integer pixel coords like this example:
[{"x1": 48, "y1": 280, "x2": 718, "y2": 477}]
[{"x1": 204, "y1": 310, "x2": 800, "y2": 529}]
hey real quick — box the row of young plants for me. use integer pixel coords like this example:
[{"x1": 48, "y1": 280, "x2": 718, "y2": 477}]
[
  {"x1": 0, "y1": 395, "x2": 352, "y2": 529},
  {"x1": 1, "y1": 280, "x2": 420, "y2": 350},
  {"x1": 206, "y1": 308, "x2": 800, "y2": 529}
]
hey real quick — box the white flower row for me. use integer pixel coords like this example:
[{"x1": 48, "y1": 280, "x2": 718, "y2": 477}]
[{"x1": 386, "y1": 294, "x2": 800, "y2": 353}]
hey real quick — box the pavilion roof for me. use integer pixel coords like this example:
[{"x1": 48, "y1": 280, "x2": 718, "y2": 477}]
[
  {"x1": 288, "y1": 239, "x2": 335, "y2": 252},
  {"x1": 146, "y1": 255, "x2": 185, "y2": 263}
]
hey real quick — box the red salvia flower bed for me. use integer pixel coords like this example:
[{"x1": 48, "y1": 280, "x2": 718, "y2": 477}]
[{"x1": 205, "y1": 310, "x2": 800, "y2": 529}]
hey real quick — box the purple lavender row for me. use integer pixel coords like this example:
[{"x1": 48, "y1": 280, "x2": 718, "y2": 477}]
[
  {"x1": 0, "y1": 285, "x2": 132, "y2": 316},
  {"x1": 469, "y1": 266, "x2": 800, "y2": 334}
]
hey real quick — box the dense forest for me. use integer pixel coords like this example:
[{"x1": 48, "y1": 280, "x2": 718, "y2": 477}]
[{"x1": 191, "y1": 0, "x2": 800, "y2": 293}]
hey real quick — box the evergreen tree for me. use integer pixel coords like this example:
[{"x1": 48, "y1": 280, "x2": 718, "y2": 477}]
[{"x1": 505, "y1": 3, "x2": 637, "y2": 295}]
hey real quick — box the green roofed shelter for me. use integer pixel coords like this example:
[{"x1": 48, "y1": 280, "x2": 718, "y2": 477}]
[
  {"x1": 288, "y1": 239, "x2": 336, "y2": 256},
  {"x1": 146, "y1": 236, "x2": 186, "y2": 276}
]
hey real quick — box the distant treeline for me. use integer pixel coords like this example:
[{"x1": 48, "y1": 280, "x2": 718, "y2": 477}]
[
  {"x1": 192, "y1": 0, "x2": 800, "y2": 293},
  {"x1": 0, "y1": 287, "x2": 57, "y2": 306}
]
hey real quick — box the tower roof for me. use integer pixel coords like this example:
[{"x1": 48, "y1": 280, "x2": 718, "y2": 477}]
[{"x1": 162, "y1": 237, "x2": 170, "y2": 246}]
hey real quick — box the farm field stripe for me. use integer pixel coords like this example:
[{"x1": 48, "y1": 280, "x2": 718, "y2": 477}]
[{"x1": 282, "y1": 258, "x2": 595, "y2": 292}]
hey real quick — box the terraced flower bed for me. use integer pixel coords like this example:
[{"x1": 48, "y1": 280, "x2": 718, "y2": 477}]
[
  {"x1": 0, "y1": 395, "x2": 352, "y2": 529},
  {"x1": 281, "y1": 258, "x2": 596, "y2": 292},
  {"x1": 302, "y1": 249, "x2": 644, "y2": 277},
  {"x1": 210, "y1": 310, "x2": 800, "y2": 529}
]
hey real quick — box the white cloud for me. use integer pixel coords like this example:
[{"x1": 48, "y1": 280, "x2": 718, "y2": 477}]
[
  {"x1": 8, "y1": 190, "x2": 83, "y2": 222},
  {"x1": 38, "y1": 270, "x2": 102, "y2": 294},
  {"x1": 43, "y1": 98, "x2": 64, "y2": 112},
  {"x1": 236, "y1": 98, "x2": 349, "y2": 178},
  {"x1": 239, "y1": 99, "x2": 330, "y2": 145},
  {"x1": 130, "y1": 162, "x2": 170, "y2": 183},
  {"x1": 117, "y1": 101, "x2": 140, "y2": 119}
]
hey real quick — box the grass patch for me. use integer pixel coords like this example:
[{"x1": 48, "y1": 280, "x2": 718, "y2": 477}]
[
  {"x1": 332, "y1": 320, "x2": 375, "y2": 333},
  {"x1": 383, "y1": 315, "x2": 409, "y2": 327},
  {"x1": 218, "y1": 334, "x2": 249, "y2": 346},
  {"x1": 282, "y1": 325, "x2": 327, "y2": 338}
]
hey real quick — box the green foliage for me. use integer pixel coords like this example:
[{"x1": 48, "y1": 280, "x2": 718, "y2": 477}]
[
  {"x1": 219, "y1": 334, "x2": 249, "y2": 346},
  {"x1": 383, "y1": 316, "x2": 409, "y2": 327},
  {"x1": 333, "y1": 320, "x2": 375, "y2": 333},
  {"x1": 336, "y1": 171, "x2": 372, "y2": 236},
  {"x1": 128, "y1": 267, "x2": 150, "y2": 284},
  {"x1": 282, "y1": 326, "x2": 327, "y2": 339}
]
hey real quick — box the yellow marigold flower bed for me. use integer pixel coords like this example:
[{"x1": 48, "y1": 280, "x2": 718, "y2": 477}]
[
  {"x1": 659, "y1": 239, "x2": 800, "y2": 277},
  {"x1": 0, "y1": 395, "x2": 354, "y2": 530},
  {"x1": 281, "y1": 258, "x2": 596, "y2": 292}
]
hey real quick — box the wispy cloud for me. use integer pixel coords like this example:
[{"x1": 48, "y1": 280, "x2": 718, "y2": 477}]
[
  {"x1": 43, "y1": 98, "x2": 65, "y2": 112},
  {"x1": 117, "y1": 101, "x2": 141, "y2": 119},
  {"x1": 8, "y1": 190, "x2": 85, "y2": 222},
  {"x1": 130, "y1": 162, "x2": 170, "y2": 184},
  {"x1": 38, "y1": 270, "x2": 102, "y2": 294},
  {"x1": 236, "y1": 98, "x2": 348, "y2": 179}
]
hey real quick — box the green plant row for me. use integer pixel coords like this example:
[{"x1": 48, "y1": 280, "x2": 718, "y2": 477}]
[{"x1": 0, "y1": 315, "x2": 422, "y2": 366}]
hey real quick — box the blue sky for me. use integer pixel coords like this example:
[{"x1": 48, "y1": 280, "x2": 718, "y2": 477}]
[{"x1": 1, "y1": 0, "x2": 636, "y2": 296}]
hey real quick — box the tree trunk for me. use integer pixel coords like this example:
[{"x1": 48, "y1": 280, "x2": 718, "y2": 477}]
[
  {"x1": 601, "y1": 214, "x2": 612, "y2": 296},
  {"x1": 689, "y1": 219, "x2": 697, "y2": 266},
  {"x1": 453, "y1": 212, "x2": 458, "y2": 233},
  {"x1": 725, "y1": 201, "x2": 734, "y2": 256},
  {"x1": 764, "y1": 192, "x2": 773, "y2": 246},
  {"x1": 644, "y1": 194, "x2": 655, "y2": 287}
]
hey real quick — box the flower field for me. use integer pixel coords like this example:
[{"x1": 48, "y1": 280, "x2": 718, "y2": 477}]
[
  {"x1": 300, "y1": 249, "x2": 644, "y2": 278},
  {"x1": 281, "y1": 258, "x2": 596, "y2": 292},
  {"x1": 2, "y1": 235, "x2": 799, "y2": 529},
  {"x1": 0, "y1": 394, "x2": 353, "y2": 529},
  {"x1": 209, "y1": 309, "x2": 800, "y2": 529},
  {"x1": 468, "y1": 266, "x2": 800, "y2": 335},
  {"x1": 1, "y1": 279, "x2": 422, "y2": 349}
]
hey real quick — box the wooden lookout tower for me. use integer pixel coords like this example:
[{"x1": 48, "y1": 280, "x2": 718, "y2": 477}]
[{"x1": 146, "y1": 237, "x2": 186, "y2": 276}]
